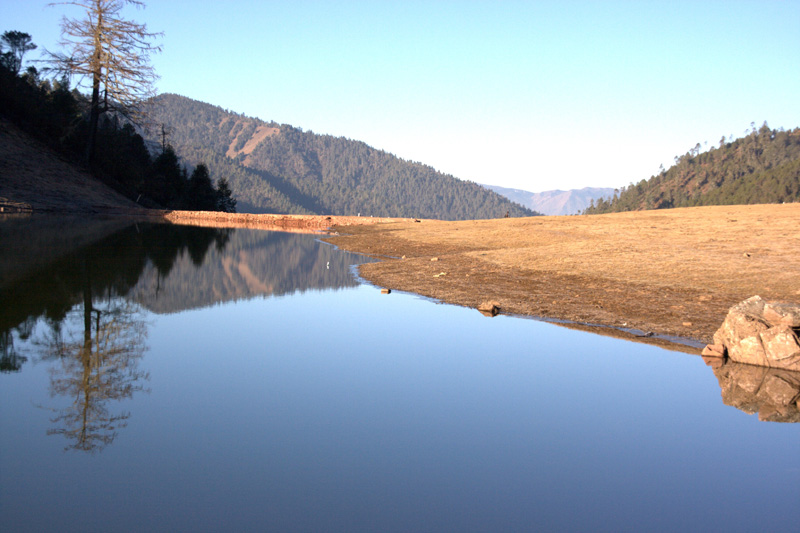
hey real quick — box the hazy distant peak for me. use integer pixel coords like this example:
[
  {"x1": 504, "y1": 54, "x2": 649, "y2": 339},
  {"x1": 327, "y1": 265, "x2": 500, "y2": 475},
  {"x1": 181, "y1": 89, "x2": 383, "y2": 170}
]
[{"x1": 484, "y1": 184, "x2": 614, "y2": 216}]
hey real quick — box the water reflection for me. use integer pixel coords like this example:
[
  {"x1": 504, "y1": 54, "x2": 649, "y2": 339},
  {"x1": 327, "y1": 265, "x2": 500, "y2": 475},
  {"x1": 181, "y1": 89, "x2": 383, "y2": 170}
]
[
  {"x1": 44, "y1": 299, "x2": 149, "y2": 452},
  {"x1": 127, "y1": 227, "x2": 372, "y2": 313},
  {"x1": 708, "y1": 358, "x2": 800, "y2": 423},
  {"x1": 1, "y1": 218, "x2": 375, "y2": 450},
  {"x1": 0, "y1": 221, "x2": 232, "y2": 351},
  {"x1": 1, "y1": 221, "x2": 232, "y2": 450},
  {"x1": 1, "y1": 328, "x2": 28, "y2": 372},
  {"x1": 0, "y1": 219, "x2": 372, "y2": 452},
  {"x1": 1, "y1": 219, "x2": 371, "y2": 364},
  {"x1": 2, "y1": 219, "x2": 799, "y2": 530},
  {"x1": 2, "y1": 216, "x2": 795, "y2": 455}
]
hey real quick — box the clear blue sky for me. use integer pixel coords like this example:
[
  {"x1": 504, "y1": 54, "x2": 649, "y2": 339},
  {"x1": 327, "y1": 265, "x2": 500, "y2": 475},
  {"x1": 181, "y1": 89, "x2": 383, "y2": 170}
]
[{"x1": 3, "y1": 1, "x2": 799, "y2": 192}]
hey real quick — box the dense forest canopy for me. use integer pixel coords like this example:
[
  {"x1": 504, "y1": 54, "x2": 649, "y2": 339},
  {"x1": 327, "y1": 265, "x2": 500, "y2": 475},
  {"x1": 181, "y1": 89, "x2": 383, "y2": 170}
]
[
  {"x1": 584, "y1": 123, "x2": 800, "y2": 214},
  {"x1": 0, "y1": 29, "x2": 235, "y2": 213},
  {"x1": 146, "y1": 93, "x2": 536, "y2": 220}
]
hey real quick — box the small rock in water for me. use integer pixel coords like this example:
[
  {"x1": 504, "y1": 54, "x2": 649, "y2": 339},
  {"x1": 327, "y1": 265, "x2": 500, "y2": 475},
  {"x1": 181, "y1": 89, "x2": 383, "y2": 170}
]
[
  {"x1": 702, "y1": 344, "x2": 725, "y2": 357},
  {"x1": 381, "y1": 288, "x2": 391, "y2": 294},
  {"x1": 477, "y1": 301, "x2": 501, "y2": 317}
]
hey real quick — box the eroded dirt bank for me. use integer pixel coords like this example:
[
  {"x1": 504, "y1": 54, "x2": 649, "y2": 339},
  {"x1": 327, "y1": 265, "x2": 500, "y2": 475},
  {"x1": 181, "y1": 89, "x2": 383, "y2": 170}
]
[
  {"x1": 324, "y1": 204, "x2": 800, "y2": 346},
  {"x1": 159, "y1": 210, "x2": 412, "y2": 232}
]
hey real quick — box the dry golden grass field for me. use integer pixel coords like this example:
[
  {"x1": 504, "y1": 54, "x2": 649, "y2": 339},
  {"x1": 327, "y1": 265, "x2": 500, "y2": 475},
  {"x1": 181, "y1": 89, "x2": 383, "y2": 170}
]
[{"x1": 325, "y1": 204, "x2": 800, "y2": 346}]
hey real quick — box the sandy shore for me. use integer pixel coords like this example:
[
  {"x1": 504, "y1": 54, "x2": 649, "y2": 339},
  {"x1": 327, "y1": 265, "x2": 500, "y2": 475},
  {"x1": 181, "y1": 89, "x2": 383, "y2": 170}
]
[{"x1": 323, "y1": 204, "x2": 800, "y2": 348}]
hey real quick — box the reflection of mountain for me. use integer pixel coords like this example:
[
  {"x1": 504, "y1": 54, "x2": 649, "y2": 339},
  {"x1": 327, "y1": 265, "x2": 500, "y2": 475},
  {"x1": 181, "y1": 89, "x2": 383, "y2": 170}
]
[
  {"x1": 128, "y1": 230, "x2": 372, "y2": 314},
  {"x1": 0, "y1": 221, "x2": 229, "y2": 449},
  {"x1": 2, "y1": 222, "x2": 371, "y2": 354},
  {"x1": 711, "y1": 360, "x2": 800, "y2": 423},
  {"x1": 0, "y1": 221, "x2": 230, "y2": 341},
  {"x1": 2, "y1": 221, "x2": 372, "y2": 450}
]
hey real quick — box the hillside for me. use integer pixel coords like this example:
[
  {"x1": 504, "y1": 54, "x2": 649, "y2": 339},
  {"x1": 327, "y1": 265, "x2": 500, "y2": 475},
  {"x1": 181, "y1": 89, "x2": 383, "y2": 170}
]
[
  {"x1": 584, "y1": 123, "x2": 800, "y2": 214},
  {"x1": 486, "y1": 185, "x2": 614, "y2": 215},
  {"x1": 146, "y1": 94, "x2": 536, "y2": 220},
  {"x1": 0, "y1": 117, "x2": 141, "y2": 213}
]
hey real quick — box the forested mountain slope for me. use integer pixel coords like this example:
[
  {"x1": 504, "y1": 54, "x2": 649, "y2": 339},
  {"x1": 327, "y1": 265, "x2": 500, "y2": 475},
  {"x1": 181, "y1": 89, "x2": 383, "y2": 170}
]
[
  {"x1": 147, "y1": 93, "x2": 535, "y2": 219},
  {"x1": 584, "y1": 123, "x2": 800, "y2": 214}
]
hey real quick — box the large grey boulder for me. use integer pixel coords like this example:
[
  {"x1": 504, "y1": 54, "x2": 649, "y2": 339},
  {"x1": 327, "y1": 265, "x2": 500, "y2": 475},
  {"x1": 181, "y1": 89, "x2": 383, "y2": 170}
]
[{"x1": 711, "y1": 296, "x2": 800, "y2": 371}]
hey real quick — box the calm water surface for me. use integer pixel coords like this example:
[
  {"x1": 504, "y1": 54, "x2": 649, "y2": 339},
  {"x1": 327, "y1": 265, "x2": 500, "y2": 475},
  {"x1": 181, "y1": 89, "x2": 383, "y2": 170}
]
[{"x1": 1, "y1": 217, "x2": 798, "y2": 532}]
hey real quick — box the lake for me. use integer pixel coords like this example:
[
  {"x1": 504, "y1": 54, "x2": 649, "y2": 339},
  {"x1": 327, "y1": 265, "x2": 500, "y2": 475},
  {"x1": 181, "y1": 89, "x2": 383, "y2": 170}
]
[{"x1": 1, "y1": 216, "x2": 798, "y2": 532}]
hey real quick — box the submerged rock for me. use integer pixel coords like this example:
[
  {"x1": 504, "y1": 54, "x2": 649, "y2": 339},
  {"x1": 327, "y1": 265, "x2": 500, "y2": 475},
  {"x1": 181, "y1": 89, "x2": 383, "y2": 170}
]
[
  {"x1": 711, "y1": 296, "x2": 800, "y2": 371},
  {"x1": 711, "y1": 359, "x2": 800, "y2": 423}
]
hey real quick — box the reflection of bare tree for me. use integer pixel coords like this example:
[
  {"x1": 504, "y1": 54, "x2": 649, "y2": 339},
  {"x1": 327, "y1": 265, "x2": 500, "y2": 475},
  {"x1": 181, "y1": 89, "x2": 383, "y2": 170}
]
[
  {"x1": 2, "y1": 223, "x2": 234, "y2": 451},
  {"x1": 44, "y1": 293, "x2": 149, "y2": 453}
]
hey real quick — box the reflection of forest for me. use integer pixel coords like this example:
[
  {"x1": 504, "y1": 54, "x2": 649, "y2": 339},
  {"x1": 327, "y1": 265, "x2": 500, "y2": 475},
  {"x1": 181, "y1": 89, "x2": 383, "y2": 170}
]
[
  {"x1": 1, "y1": 220, "x2": 373, "y2": 450},
  {"x1": 0, "y1": 215, "x2": 134, "y2": 289},
  {"x1": 128, "y1": 229, "x2": 373, "y2": 314},
  {"x1": 1, "y1": 221, "x2": 370, "y2": 371},
  {"x1": 1, "y1": 220, "x2": 233, "y2": 450},
  {"x1": 711, "y1": 360, "x2": 800, "y2": 423},
  {"x1": 1, "y1": 221, "x2": 231, "y2": 357}
]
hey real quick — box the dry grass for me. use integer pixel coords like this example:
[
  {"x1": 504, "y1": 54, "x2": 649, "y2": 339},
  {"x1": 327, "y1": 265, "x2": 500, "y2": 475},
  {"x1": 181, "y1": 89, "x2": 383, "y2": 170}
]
[{"x1": 325, "y1": 204, "x2": 800, "y2": 346}]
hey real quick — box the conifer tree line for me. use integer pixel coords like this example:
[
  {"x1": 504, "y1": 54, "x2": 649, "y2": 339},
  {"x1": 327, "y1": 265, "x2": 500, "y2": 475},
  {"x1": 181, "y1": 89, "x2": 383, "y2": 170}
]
[
  {"x1": 0, "y1": 3, "x2": 236, "y2": 212},
  {"x1": 584, "y1": 123, "x2": 800, "y2": 214},
  {"x1": 147, "y1": 93, "x2": 536, "y2": 220},
  {"x1": 1, "y1": 0, "x2": 529, "y2": 220}
]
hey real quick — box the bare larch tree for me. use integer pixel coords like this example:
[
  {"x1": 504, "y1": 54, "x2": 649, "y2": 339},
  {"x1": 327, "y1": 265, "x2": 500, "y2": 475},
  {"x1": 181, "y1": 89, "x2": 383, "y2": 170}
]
[{"x1": 49, "y1": 0, "x2": 161, "y2": 164}]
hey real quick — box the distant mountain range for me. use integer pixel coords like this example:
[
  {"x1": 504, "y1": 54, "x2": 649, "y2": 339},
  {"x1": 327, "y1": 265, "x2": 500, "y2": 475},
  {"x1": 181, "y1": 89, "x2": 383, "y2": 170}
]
[
  {"x1": 484, "y1": 185, "x2": 615, "y2": 216},
  {"x1": 146, "y1": 94, "x2": 536, "y2": 220}
]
